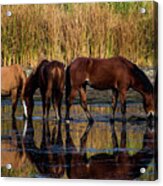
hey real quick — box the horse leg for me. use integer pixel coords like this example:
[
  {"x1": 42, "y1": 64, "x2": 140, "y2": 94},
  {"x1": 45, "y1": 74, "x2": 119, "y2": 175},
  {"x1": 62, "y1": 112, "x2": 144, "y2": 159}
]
[
  {"x1": 58, "y1": 93, "x2": 63, "y2": 120},
  {"x1": 22, "y1": 99, "x2": 28, "y2": 119},
  {"x1": 65, "y1": 88, "x2": 78, "y2": 122},
  {"x1": 11, "y1": 89, "x2": 18, "y2": 118},
  {"x1": 79, "y1": 87, "x2": 94, "y2": 122},
  {"x1": 112, "y1": 89, "x2": 119, "y2": 120},
  {"x1": 110, "y1": 119, "x2": 118, "y2": 153},
  {"x1": 80, "y1": 120, "x2": 94, "y2": 151},
  {"x1": 52, "y1": 94, "x2": 59, "y2": 120},
  {"x1": 45, "y1": 90, "x2": 51, "y2": 119},
  {"x1": 52, "y1": 90, "x2": 63, "y2": 121},
  {"x1": 120, "y1": 120, "x2": 127, "y2": 148},
  {"x1": 40, "y1": 89, "x2": 46, "y2": 119},
  {"x1": 119, "y1": 89, "x2": 127, "y2": 122}
]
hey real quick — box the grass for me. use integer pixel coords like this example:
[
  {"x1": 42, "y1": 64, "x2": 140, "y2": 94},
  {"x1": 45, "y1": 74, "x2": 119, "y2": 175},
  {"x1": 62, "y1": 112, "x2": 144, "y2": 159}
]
[{"x1": 1, "y1": 1, "x2": 158, "y2": 67}]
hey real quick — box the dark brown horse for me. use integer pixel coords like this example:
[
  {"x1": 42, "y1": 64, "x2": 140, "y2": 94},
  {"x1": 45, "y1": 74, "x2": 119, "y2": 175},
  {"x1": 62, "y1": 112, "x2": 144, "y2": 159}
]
[
  {"x1": 65, "y1": 120, "x2": 156, "y2": 180},
  {"x1": 23, "y1": 60, "x2": 65, "y2": 119},
  {"x1": 1, "y1": 64, "x2": 27, "y2": 118},
  {"x1": 66, "y1": 56, "x2": 154, "y2": 122}
]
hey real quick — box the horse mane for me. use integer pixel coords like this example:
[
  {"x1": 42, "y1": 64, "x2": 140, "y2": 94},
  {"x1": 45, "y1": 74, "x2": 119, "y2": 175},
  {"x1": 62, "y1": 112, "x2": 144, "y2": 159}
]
[
  {"x1": 119, "y1": 56, "x2": 153, "y2": 94},
  {"x1": 24, "y1": 68, "x2": 38, "y2": 97},
  {"x1": 51, "y1": 60, "x2": 65, "y2": 69},
  {"x1": 132, "y1": 66, "x2": 153, "y2": 94},
  {"x1": 36, "y1": 59, "x2": 49, "y2": 69},
  {"x1": 26, "y1": 59, "x2": 63, "y2": 85}
]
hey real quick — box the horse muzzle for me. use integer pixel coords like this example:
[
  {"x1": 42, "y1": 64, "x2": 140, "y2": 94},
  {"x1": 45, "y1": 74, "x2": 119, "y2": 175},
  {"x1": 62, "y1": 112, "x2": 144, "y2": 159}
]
[{"x1": 147, "y1": 110, "x2": 155, "y2": 117}]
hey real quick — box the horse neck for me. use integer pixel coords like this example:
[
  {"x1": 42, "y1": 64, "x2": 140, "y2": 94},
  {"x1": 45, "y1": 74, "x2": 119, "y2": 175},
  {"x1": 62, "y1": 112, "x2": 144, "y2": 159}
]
[
  {"x1": 26, "y1": 73, "x2": 38, "y2": 97},
  {"x1": 131, "y1": 75, "x2": 153, "y2": 102}
]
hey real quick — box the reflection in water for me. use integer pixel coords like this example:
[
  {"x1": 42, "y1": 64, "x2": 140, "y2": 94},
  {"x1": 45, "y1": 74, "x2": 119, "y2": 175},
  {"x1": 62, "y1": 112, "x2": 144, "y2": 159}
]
[
  {"x1": 1, "y1": 115, "x2": 157, "y2": 180},
  {"x1": 1, "y1": 118, "x2": 26, "y2": 169},
  {"x1": 1, "y1": 74, "x2": 158, "y2": 180},
  {"x1": 65, "y1": 120, "x2": 156, "y2": 180},
  {"x1": 23, "y1": 119, "x2": 65, "y2": 178}
]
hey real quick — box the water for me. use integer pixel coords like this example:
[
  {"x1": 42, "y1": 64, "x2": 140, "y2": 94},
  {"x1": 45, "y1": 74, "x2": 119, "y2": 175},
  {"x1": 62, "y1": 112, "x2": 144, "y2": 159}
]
[{"x1": 1, "y1": 85, "x2": 157, "y2": 180}]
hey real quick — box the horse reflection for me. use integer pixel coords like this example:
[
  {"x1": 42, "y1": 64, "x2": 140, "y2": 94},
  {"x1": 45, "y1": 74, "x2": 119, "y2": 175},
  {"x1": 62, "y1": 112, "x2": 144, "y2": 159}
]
[
  {"x1": 23, "y1": 119, "x2": 65, "y2": 178},
  {"x1": 1, "y1": 118, "x2": 26, "y2": 169},
  {"x1": 66, "y1": 120, "x2": 156, "y2": 180}
]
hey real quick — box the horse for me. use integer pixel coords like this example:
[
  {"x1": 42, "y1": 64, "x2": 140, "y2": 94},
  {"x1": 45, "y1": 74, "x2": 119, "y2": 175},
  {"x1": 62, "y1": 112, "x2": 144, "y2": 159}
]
[
  {"x1": 65, "y1": 120, "x2": 156, "y2": 180},
  {"x1": 65, "y1": 56, "x2": 154, "y2": 122},
  {"x1": 23, "y1": 59, "x2": 65, "y2": 120},
  {"x1": 1, "y1": 64, "x2": 27, "y2": 118}
]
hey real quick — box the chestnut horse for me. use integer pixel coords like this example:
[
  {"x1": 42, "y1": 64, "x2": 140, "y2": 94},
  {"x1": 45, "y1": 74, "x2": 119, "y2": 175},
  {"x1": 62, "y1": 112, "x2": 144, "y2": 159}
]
[
  {"x1": 66, "y1": 56, "x2": 154, "y2": 122},
  {"x1": 1, "y1": 64, "x2": 27, "y2": 118},
  {"x1": 24, "y1": 60, "x2": 65, "y2": 119}
]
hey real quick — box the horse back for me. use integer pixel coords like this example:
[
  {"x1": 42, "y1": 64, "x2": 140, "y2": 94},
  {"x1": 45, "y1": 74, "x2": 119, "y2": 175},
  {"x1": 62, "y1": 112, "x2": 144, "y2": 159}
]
[
  {"x1": 68, "y1": 57, "x2": 133, "y2": 89},
  {"x1": 42, "y1": 60, "x2": 65, "y2": 90},
  {"x1": 68, "y1": 56, "x2": 152, "y2": 92},
  {"x1": 51, "y1": 61, "x2": 65, "y2": 87},
  {"x1": 1, "y1": 64, "x2": 26, "y2": 95}
]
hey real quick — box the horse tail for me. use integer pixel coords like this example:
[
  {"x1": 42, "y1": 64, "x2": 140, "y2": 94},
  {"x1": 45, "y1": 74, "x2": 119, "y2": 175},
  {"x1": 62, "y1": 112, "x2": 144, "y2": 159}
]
[{"x1": 65, "y1": 65, "x2": 71, "y2": 106}]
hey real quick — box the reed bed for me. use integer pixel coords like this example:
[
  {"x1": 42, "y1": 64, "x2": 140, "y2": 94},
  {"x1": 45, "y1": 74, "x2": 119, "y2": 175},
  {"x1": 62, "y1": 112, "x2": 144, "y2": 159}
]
[{"x1": 1, "y1": 2, "x2": 157, "y2": 67}]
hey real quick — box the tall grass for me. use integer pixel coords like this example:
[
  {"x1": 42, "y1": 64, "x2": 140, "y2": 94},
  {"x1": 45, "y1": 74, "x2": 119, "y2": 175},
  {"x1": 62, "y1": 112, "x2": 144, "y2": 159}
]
[{"x1": 1, "y1": 2, "x2": 157, "y2": 67}]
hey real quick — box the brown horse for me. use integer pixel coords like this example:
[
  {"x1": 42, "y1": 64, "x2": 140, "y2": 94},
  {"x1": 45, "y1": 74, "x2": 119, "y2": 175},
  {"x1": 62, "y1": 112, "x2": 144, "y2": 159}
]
[
  {"x1": 24, "y1": 59, "x2": 65, "y2": 119},
  {"x1": 66, "y1": 56, "x2": 154, "y2": 122},
  {"x1": 65, "y1": 120, "x2": 156, "y2": 180},
  {"x1": 1, "y1": 64, "x2": 27, "y2": 118}
]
